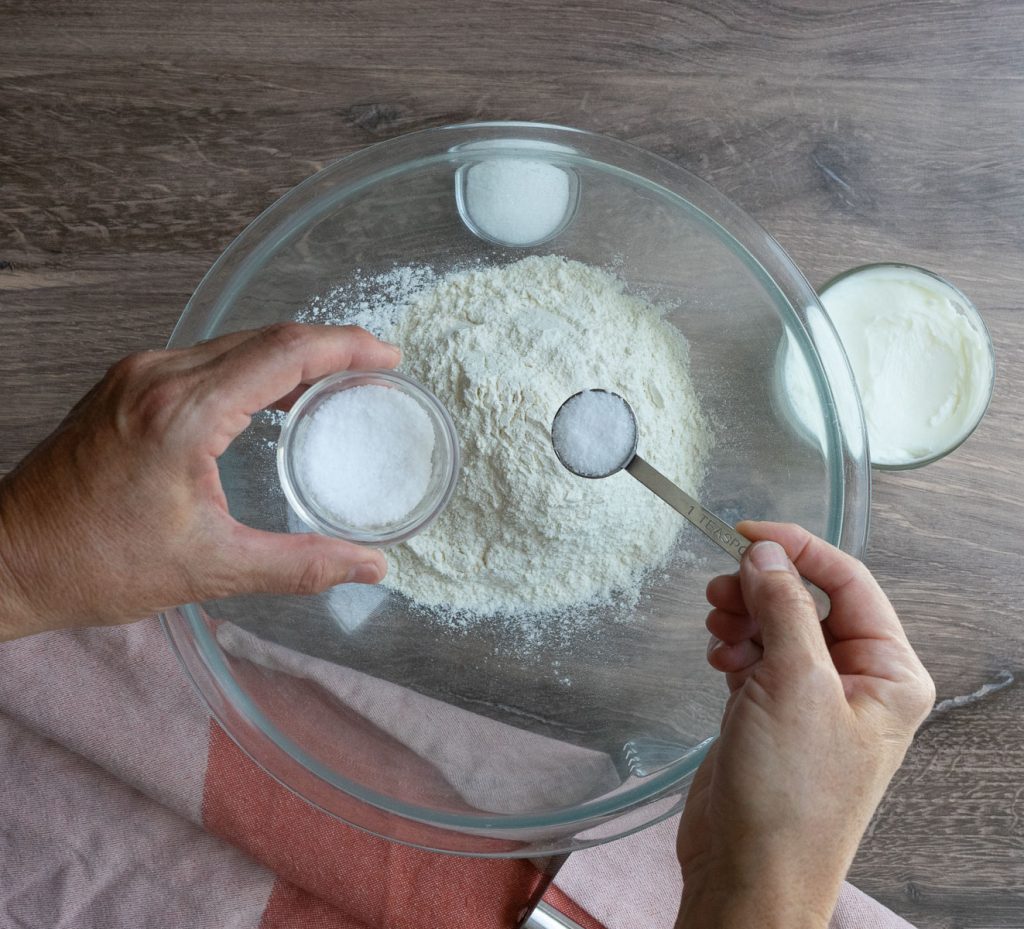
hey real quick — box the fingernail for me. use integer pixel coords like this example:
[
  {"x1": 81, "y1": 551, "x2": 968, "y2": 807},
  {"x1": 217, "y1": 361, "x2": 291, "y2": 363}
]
[
  {"x1": 382, "y1": 341, "x2": 402, "y2": 356},
  {"x1": 345, "y1": 562, "x2": 383, "y2": 585},
  {"x1": 748, "y1": 541, "x2": 791, "y2": 572}
]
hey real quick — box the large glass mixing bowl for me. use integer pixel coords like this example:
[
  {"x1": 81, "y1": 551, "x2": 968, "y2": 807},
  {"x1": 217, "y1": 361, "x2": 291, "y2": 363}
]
[{"x1": 163, "y1": 122, "x2": 870, "y2": 857}]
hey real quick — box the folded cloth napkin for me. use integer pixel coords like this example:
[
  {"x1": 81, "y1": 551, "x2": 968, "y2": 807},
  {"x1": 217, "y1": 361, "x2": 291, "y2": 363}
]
[{"x1": 0, "y1": 619, "x2": 915, "y2": 929}]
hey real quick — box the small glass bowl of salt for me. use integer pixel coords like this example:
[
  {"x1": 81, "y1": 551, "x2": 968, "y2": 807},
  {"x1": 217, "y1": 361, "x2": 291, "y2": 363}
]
[{"x1": 277, "y1": 370, "x2": 460, "y2": 546}]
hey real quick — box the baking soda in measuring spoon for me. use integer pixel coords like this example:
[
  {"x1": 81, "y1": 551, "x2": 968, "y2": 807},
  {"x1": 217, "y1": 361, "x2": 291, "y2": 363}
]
[
  {"x1": 552, "y1": 390, "x2": 638, "y2": 477},
  {"x1": 296, "y1": 385, "x2": 435, "y2": 529}
]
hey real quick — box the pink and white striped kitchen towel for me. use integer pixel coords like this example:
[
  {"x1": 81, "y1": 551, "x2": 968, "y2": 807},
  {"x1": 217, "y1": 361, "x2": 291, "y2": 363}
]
[{"x1": 0, "y1": 619, "x2": 914, "y2": 928}]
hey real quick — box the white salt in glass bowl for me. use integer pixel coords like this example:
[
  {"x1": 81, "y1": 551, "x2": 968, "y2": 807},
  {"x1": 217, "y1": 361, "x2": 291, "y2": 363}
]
[{"x1": 277, "y1": 370, "x2": 460, "y2": 546}]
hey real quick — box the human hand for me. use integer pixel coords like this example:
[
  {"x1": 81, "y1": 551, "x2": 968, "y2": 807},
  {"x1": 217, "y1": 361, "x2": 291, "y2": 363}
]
[
  {"x1": 0, "y1": 323, "x2": 400, "y2": 641},
  {"x1": 675, "y1": 522, "x2": 935, "y2": 929}
]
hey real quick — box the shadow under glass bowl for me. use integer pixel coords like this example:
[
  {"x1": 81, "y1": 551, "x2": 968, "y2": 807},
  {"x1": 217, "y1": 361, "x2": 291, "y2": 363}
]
[{"x1": 161, "y1": 121, "x2": 870, "y2": 857}]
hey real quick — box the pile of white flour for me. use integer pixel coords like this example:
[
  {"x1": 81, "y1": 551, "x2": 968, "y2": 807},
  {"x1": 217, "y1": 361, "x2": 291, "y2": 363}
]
[{"x1": 303, "y1": 256, "x2": 712, "y2": 620}]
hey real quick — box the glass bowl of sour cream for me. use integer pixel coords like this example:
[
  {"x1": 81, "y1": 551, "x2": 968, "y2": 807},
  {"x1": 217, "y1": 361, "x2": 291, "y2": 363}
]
[{"x1": 818, "y1": 264, "x2": 994, "y2": 470}]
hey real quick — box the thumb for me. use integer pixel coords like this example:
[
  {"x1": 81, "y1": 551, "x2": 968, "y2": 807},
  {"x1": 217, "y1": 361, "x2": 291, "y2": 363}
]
[
  {"x1": 740, "y1": 541, "x2": 828, "y2": 666},
  {"x1": 226, "y1": 527, "x2": 387, "y2": 597}
]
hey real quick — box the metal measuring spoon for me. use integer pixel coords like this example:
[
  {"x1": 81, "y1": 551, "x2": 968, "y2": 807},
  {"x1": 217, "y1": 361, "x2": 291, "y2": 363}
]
[{"x1": 551, "y1": 389, "x2": 831, "y2": 621}]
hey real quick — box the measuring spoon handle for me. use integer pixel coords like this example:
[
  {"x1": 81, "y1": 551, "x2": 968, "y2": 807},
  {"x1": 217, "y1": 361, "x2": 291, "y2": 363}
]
[{"x1": 625, "y1": 456, "x2": 831, "y2": 621}]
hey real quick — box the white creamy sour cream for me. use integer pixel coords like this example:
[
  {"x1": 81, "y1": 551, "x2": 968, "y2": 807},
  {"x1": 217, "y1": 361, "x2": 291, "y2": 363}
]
[{"x1": 820, "y1": 265, "x2": 993, "y2": 467}]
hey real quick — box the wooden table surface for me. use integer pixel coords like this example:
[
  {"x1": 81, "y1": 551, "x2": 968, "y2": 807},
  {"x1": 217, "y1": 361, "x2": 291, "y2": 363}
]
[{"x1": 3, "y1": 2, "x2": 1022, "y2": 926}]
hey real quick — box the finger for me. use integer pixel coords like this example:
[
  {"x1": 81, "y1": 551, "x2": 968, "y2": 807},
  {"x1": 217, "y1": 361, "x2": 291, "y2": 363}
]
[
  {"x1": 705, "y1": 608, "x2": 760, "y2": 645},
  {"x1": 270, "y1": 383, "x2": 313, "y2": 413},
  {"x1": 206, "y1": 323, "x2": 402, "y2": 417},
  {"x1": 706, "y1": 573, "x2": 746, "y2": 615},
  {"x1": 150, "y1": 330, "x2": 263, "y2": 375},
  {"x1": 726, "y1": 666, "x2": 760, "y2": 693},
  {"x1": 828, "y1": 638, "x2": 925, "y2": 685},
  {"x1": 739, "y1": 539, "x2": 831, "y2": 666},
  {"x1": 737, "y1": 520, "x2": 906, "y2": 645},
  {"x1": 187, "y1": 329, "x2": 262, "y2": 364},
  {"x1": 223, "y1": 524, "x2": 388, "y2": 597},
  {"x1": 708, "y1": 636, "x2": 763, "y2": 674},
  {"x1": 844, "y1": 663, "x2": 936, "y2": 727}
]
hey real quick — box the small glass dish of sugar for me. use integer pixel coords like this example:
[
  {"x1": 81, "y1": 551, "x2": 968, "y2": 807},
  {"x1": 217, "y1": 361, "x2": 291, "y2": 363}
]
[{"x1": 277, "y1": 370, "x2": 460, "y2": 546}]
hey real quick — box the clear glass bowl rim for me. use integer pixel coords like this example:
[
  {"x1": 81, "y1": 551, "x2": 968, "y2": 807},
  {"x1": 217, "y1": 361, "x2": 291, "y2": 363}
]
[{"x1": 161, "y1": 120, "x2": 872, "y2": 854}]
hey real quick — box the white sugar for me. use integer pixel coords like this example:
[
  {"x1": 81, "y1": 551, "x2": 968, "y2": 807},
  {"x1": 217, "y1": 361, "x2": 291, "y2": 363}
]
[
  {"x1": 552, "y1": 390, "x2": 636, "y2": 477},
  {"x1": 296, "y1": 386, "x2": 435, "y2": 529}
]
